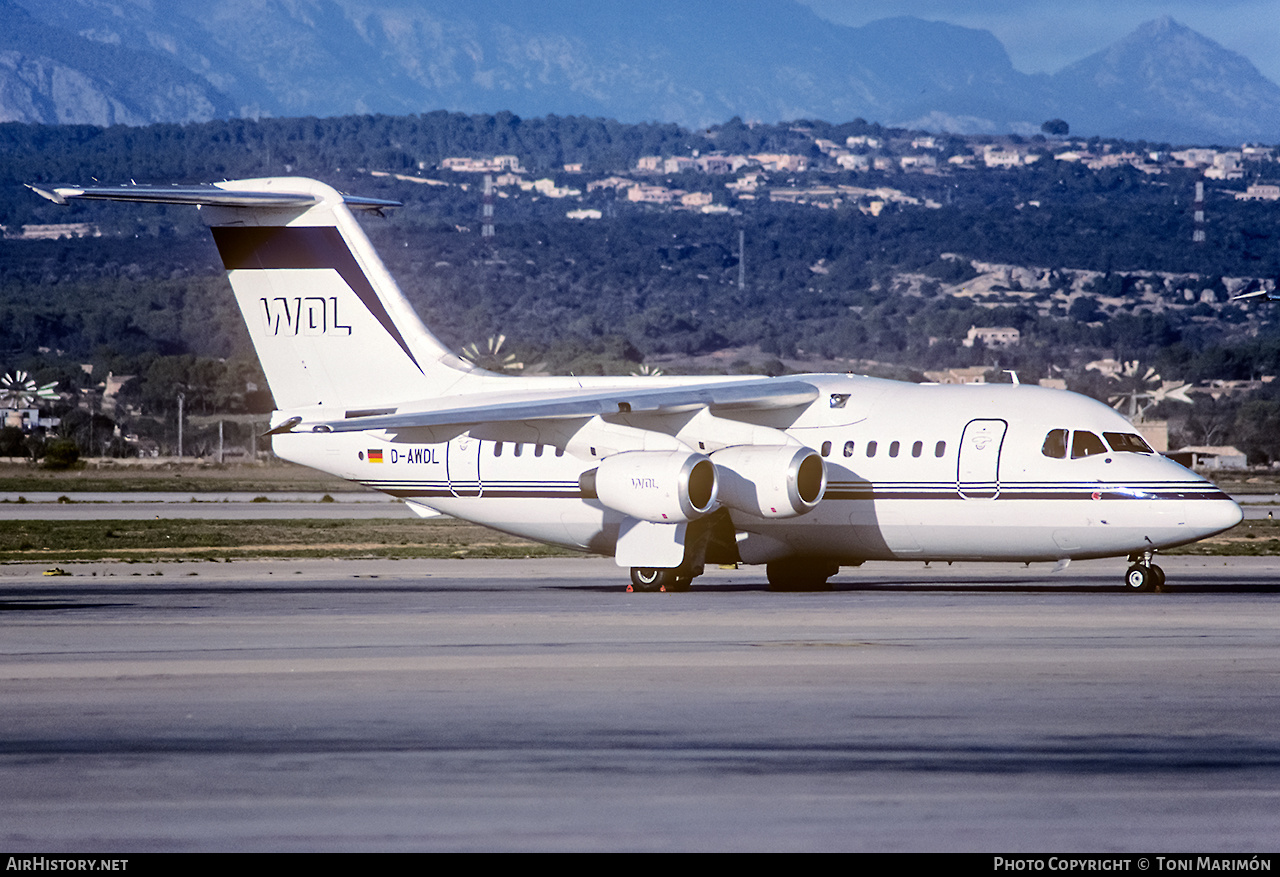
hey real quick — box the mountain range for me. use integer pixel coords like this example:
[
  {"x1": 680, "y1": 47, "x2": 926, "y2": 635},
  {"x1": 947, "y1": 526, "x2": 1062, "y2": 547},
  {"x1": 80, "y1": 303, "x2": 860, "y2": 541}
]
[{"x1": 2, "y1": 0, "x2": 1279, "y2": 145}]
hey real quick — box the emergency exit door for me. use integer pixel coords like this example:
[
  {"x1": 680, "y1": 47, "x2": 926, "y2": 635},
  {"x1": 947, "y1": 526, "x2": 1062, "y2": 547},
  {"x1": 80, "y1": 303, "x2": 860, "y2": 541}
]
[
  {"x1": 957, "y1": 419, "x2": 1007, "y2": 499},
  {"x1": 447, "y1": 433, "x2": 483, "y2": 498}
]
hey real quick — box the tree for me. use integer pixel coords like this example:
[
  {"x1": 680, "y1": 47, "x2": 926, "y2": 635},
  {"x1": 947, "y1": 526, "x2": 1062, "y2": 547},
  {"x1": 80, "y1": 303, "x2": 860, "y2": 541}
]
[
  {"x1": 1041, "y1": 119, "x2": 1070, "y2": 137},
  {"x1": 0, "y1": 426, "x2": 26, "y2": 458},
  {"x1": 41, "y1": 438, "x2": 79, "y2": 470},
  {"x1": 1234, "y1": 398, "x2": 1280, "y2": 464},
  {"x1": 1068, "y1": 295, "x2": 1104, "y2": 323}
]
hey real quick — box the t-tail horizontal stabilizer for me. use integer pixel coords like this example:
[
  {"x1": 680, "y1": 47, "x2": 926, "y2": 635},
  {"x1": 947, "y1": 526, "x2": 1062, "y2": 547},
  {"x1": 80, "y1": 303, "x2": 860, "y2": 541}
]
[
  {"x1": 1230, "y1": 289, "x2": 1280, "y2": 303},
  {"x1": 30, "y1": 177, "x2": 481, "y2": 411},
  {"x1": 27, "y1": 183, "x2": 399, "y2": 211}
]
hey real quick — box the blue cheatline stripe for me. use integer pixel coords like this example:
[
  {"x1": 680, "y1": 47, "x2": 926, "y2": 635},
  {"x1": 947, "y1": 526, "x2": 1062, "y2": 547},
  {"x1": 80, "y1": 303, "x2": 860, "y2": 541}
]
[
  {"x1": 211, "y1": 225, "x2": 423, "y2": 373},
  {"x1": 361, "y1": 480, "x2": 1229, "y2": 502}
]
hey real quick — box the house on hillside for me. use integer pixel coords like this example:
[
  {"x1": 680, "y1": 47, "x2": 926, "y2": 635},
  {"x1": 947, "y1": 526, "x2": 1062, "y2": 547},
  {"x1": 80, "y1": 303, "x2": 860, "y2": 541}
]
[{"x1": 963, "y1": 326, "x2": 1021, "y2": 348}]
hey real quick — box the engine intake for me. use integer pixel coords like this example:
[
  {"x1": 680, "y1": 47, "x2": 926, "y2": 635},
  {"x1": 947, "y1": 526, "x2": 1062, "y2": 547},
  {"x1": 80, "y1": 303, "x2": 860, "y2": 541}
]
[
  {"x1": 580, "y1": 450, "x2": 718, "y2": 523},
  {"x1": 711, "y1": 445, "x2": 826, "y2": 518}
]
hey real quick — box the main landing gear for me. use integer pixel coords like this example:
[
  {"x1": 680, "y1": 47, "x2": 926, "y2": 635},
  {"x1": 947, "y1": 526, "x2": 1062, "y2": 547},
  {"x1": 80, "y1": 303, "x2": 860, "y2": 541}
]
[
  {"x1": 630, "y1": 560, "x2": 841, "y2": 592},
  {"x1": 766, "y1": 559, "x2": 840, "y2": 592},
  {"x1": 1125, "y1": 550, "x2": 1165, "y2": 592},
  {"x1": 629, "y1": 567, "x2": 692, "y2": 592}
]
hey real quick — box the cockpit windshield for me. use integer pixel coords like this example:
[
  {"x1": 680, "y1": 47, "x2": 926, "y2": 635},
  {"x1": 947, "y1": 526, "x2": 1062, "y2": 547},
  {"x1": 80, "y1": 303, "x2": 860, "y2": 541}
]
[
  {"x1": 1042, "y1": 429, "x2": 1154, "y2": 459},
  {"x1": 1071, "y1": 431, "x2": 1108, "y2": 458},
  {"x1": 1104, "y1": 432, "x2": 1154, "y2": 454},
  {"x1": 1041, "y1": 429, "x2": 1068, "y2": 459}
]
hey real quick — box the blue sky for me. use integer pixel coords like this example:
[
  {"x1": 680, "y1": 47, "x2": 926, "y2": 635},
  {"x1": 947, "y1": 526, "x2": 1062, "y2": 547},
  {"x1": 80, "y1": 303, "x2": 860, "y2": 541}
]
[{"x1": 799, "y1": 1, "x2": 1280, "y2": 85}]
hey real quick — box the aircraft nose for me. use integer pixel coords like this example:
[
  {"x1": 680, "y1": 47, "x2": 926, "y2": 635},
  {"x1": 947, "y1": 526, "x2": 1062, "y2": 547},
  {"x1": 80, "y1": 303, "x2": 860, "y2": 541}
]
[{"x1": 1188, "y1": 497, "x2": 1244, "y2": 539}]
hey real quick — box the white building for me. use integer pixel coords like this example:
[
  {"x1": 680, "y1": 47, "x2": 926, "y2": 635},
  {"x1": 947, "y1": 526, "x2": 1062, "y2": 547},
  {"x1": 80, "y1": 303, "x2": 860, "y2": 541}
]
[
  {"x1": 440, "y1": 155, "x2": 523, "y2": 173},
  {"x1": 680, "y1": 192, "x2": 714, "y2": 208},
  {"x1": 1165, "y1": 446, "x2": 1247, "y2": 471},
  {"x1": 900, "y1": 154, "x2": 938, "y2": 170},
  {"x1": 1237, "y1": 184, "x2": 1280, "y2": 201},
  {"x1": 963, "y1": 326, "x2": 1021, "y2": 348},
  {"x1": 1204, "y1": 152, "x2": 1244, "y2": 180},
  {"x1": 984, "y1": 148, "x2": 1037, "y2": 169},
  {"x1": 627, "y1": 184, "x2": 676, "y2": 204}
]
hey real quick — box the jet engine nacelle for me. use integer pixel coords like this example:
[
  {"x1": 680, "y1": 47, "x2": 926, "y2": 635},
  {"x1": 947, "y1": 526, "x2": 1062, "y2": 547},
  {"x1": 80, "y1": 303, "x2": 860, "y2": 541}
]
[
  {"x1": 711, "y1": 445, "x2": 827, "y2": 519},
  {"x1": 581, "y1": 450, "x2": 719, "y2": 523}
]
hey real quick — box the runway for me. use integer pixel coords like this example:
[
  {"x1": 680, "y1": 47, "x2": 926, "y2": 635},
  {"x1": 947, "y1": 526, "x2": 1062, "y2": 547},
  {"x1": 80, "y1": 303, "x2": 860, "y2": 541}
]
[
  {"x1": 0, "y1": 492, "x2": 412, "y2": 520},
  {"x1": 1, "y1": 556, "x2": 1277, "y2": 852}
]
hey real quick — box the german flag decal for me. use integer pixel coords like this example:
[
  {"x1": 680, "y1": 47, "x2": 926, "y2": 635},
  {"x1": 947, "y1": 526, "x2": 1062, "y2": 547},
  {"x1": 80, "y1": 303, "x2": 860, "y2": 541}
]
[{"x1": 368, "y1": 449, "x2": 383, "y2": 463}]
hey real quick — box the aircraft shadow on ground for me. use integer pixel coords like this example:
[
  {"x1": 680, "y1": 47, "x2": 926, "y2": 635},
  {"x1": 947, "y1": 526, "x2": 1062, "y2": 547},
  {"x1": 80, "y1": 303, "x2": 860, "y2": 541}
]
[{"x1": 571, "y1": 578, "x2": 1280, "y2": 594}]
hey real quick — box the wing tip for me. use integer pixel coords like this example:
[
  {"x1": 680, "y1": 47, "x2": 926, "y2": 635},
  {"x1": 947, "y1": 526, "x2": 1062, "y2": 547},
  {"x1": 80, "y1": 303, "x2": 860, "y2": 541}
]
[
  {"x1": 26, "y1": 184, "x2": 70, "y2": 205},
  {"x1": 25, "y1": 179, "x2": 401, "y2": 211}
]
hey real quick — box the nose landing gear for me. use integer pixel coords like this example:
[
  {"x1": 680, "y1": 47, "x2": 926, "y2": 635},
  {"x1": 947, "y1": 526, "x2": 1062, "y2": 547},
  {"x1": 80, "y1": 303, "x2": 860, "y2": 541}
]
[{"x1": 1125, "y1": 550, "x2": 1165, "y2": 592}]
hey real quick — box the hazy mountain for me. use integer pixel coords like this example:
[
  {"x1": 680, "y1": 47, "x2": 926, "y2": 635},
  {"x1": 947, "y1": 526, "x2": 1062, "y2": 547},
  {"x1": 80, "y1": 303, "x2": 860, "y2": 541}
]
[
  {"x1": 9, "y1": 0, "x2": 1024, "y2": 126},
  {"x1": 0, "y1": 0, "x2": 234, "y2": 125},
  {"x1": 1049, "y1": 17, "x2": 1280, "y2": 144},
  {"x1": 5, "y1": 0, "x2": 1279, "y2": 144}
]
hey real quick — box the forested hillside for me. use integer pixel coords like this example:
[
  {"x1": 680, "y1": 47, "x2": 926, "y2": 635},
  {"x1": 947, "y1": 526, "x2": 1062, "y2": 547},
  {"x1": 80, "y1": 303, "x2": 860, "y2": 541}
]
[{"x1": 4, "y1": 112, "x2": 1280, "y2": 460}]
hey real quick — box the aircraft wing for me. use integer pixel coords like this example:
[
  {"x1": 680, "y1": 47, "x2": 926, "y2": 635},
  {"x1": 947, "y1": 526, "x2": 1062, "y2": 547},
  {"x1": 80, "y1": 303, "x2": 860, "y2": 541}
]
[{"x1": 315, "y1": 378, "x2": 821, "y2": 433}]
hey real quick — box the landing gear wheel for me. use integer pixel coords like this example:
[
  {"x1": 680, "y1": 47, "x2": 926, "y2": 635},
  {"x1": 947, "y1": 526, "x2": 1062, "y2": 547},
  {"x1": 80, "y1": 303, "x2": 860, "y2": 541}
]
[
  {"x1": 1125, "y1": 564, "x2": 1157, "y2": 592},
  {"x1": 1150, "y1": 564, "x2": 1166, "y2": 589},
  {"x1": 630, "y1": 567, "x2": 679, "y2": 592},
  {"x1": 766, "y1": 560, "x2": 837, "y2": 592}
]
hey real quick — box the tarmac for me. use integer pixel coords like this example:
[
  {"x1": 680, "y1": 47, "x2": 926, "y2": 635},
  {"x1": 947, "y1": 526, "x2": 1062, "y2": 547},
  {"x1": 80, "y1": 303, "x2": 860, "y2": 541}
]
[{"x1": 1, "y1": 555, "x2": 1277, "y2": 851}]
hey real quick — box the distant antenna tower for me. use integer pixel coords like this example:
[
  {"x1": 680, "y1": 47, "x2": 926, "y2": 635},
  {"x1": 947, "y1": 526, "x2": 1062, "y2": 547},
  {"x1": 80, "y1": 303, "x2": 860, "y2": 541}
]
[
  {"x1": 1193, "y1": 181, "x2": 1205, "y2": 245},
  {"x1": 738, "y1": 228, "x2": 746, "y2": 291},
  {"x1": 481, "y1": 174, "x2": 495, "y2": 238}
]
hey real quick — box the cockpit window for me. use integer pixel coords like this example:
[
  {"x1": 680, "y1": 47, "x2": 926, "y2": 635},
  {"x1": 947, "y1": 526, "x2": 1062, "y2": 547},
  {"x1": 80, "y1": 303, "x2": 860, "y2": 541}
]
[
  {"x1": 1041, "y1": 429, "x2": 1068, "y2": 459},
  {"x1": 1071, "y1": 430, "x2": 1108, "y2": 459},
  {"x1": 1104, "y1": 432, "x2": 1154, "y2": 454}
]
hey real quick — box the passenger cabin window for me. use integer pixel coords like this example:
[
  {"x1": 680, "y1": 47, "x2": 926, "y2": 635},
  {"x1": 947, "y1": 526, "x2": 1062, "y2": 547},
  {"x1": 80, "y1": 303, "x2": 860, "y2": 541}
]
[
  {"x1": 821, "y1": 441, "x2": 832, "y2": 457},
  {"x1": 912, "y1": 441, "x2": 923, "y2": 458},
  {"x1": 1071, "y1": 430, "x2": 1108, "y2": 459},
  {"x1": 1041, "y1": 429, "x2": 1068, "y2": 459},
  {"x1": 866, "y1": 441, "x2": 878, "y2": 458},
  {"x1": 935, "y1": 441, "x2": 946, "y2": 458},
  {"x1": 513, "y1": 443, "x2": 522, "y2": 457},
  {"x1": 888, "y1": 441, "x2": 900, "y2": 458},
  {"x1": 1104, "y1": 432, "x2": 1154, "y2": 454},
  {"x1": 494, "y1": 441, "x2": 504, "y2": 457},
  {"x1": 843, "y1": 441, "x2": 855, "y2": 457}
]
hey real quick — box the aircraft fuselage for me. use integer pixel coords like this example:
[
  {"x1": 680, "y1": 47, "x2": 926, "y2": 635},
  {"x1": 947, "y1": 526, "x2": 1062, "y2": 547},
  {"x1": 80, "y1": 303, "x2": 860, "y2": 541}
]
[{"x1": 276, "y1": 374, "x2": 1240, "y2": 566}]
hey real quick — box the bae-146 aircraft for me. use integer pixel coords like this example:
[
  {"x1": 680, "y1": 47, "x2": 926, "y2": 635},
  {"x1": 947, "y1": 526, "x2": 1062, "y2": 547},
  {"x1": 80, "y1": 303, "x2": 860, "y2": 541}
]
[{"x1": 30, "y1": 177, "x2": 1242, "y2": 591}]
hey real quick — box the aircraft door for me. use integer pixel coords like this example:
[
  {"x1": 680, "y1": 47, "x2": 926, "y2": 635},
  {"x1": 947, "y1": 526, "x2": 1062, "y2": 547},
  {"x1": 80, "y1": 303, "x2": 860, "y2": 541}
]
[
  {"x1": 957, "y1": 419, "x2": 1007, "y2": 499},
  {"x1": 447, "y1": 433, "x2": 483, "y2": 498}
]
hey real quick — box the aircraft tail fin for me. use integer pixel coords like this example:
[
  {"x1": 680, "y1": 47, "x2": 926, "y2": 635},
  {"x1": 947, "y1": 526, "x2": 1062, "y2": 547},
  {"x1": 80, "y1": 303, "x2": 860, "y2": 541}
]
[{"x1": 30, "y1": 178, "x2": 483, "y2": 411}]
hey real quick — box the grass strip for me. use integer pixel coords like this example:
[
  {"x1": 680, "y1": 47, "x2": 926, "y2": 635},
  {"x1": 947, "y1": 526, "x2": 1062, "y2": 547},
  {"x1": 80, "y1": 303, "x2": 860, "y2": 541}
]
[
  {"x1": 0, "y1": 518, "x2": 579, "y2": 562},
  {"x1": 0, "y1": 462, "x2": 356, "y2": 494}
]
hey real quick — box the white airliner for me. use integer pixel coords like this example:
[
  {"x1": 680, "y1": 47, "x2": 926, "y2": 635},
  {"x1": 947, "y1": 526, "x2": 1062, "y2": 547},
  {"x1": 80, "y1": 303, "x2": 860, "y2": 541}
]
[{"x1": 30, "y1": 177, "x2": 1242, "y2": 591}]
